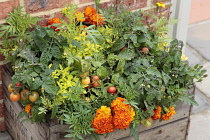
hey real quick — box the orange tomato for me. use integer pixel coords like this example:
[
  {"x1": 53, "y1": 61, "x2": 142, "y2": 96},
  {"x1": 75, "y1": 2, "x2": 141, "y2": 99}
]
[
  {"x1": 82, "y1": 77, "x2": 91, "y2": 85},
  {"x1": 10, "y1": 92, "x2": 20, "y2": 102},
  {"x1": 29, "y1": 91, "x2": 39, "y2": 102}
]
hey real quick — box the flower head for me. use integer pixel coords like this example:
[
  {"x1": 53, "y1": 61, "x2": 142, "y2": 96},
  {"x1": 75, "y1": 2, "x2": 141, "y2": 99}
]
[
  {"x1": 91, "y1": 106, "x2": 114, "y2": 134},
  {"x1": 156, "y1": 2, "x2": 166, "y2": 8},
  {"x1": 75, "y1": 11, "x2": 85, "y2": 22},
  {"x1": 25, "y1": 104, "x2": 32, "y2": 113},
  {"x1": 152, "y1": 105, "x2": 162, "y2": 120},
  {"x1": 161, "y1": 106, "x2": 176, "y2": 121},
  {"x1": 111, "y1": 97, "x2": 135, "y2": 130},
  {"x1": 181, "y1": 54, "x2": 188, "y2": 61}
]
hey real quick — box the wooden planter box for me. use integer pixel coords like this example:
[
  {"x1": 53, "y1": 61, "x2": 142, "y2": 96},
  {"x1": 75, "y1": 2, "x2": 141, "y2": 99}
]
[{"x1": 2, "y1": 65, "x2": 192, "y2": 140}]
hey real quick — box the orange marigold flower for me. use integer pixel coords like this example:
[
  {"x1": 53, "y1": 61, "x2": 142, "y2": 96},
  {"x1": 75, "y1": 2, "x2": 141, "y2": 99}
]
[
  {"x1": 48, "y1": 18, "x2": 62, "y2": 25},
  {"x1": 152, "y1": 105, "x2": 162, "y2": 120},
  {"x1": 47, "y1": 18, "x2": 62, "y2": 31},
  {"x1": 25, "y1": 104, "x2": 32, "y2": 113},
  {"x1": 83, "y1": 7, "x2": 96, "y2": 17},
  {"x1": 111, "y1": 97, "x2": 135, "y2": 130},
  {"x1": 91, "y1": 106, "x2": 114, "y2": 134},
  {"x1": 161, "y1": 106, "x2": 176, "y2": 121}
]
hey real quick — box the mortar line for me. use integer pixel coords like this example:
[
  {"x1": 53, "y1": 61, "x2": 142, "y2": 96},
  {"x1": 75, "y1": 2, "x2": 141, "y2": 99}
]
[{"x1": 195, "y1": 87, "x2": 210, "y2": 103}]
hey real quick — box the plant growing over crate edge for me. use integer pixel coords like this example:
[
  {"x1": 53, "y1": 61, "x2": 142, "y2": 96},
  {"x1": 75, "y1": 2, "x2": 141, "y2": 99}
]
[{"x1": 0, "y1": 2, "x2": 207, "y2": 140}]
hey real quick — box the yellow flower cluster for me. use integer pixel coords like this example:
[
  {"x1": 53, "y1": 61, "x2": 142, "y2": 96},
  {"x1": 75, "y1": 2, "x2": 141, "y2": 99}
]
[
  {"x1": 52, "y1": 65, "x2": 85, "y2": 98},
  {"x1": 156, "y1": 2, "x2": 166, "y2": 8}
]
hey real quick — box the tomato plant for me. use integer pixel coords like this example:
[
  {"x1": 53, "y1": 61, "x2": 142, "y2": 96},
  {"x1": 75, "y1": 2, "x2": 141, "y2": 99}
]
[
  {"x1": 10, "y1": 92, "x2": 20, "y2": 102},
  {"x1": 107, "y1": 86, "x2": 117, "y2": 93},
  {"x1": 29, "y1": 91, "x2": 39, "y2": 102},
  {"x1": 82, "y1": 77, "x2": 91, "y2": 85},
  {"x1": 20, "y1": 89, "x2": 30, "y2": 100},
  {"x1": 141, "y1": 47, "x2": 149, "y2": 54},
  {"x1": 7, "y1": 83, "x2": 16, "y2": 93}
]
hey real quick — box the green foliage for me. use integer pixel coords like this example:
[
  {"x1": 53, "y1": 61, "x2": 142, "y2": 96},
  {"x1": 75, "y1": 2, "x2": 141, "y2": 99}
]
[
  {"x1": 2, "y1": 3, "x2": 207, "y2": 140},
  {"x1": 0, "y1": 6, "x2": 41, "y2": 59}
]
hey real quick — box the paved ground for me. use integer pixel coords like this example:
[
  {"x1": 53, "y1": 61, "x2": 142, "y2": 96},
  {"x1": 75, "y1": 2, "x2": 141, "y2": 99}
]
[{"x1": 186, "y1": 19, "x2": 210, "y2": 140}]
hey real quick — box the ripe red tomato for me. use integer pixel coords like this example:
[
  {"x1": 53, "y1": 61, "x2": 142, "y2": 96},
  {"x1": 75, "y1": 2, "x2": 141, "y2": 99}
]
[
  {"x1": 141, "y1": 47, "x2": 149, "y2": 54},
  {"x1": 20, "y1": 89, "x2": 30, "y2": 100},
  {"x1": 15, "y1": 82, "x2": 22, "y2": 87},
  {"x1": 92, "y1": 75, "x2": 100, "y2": 81},
  {"x1": 107, "y1": 86, "x2": 117, "y2": 93},
  {"x1": 93, "y1": 81, "x2": 100, "y2": 87},
  {"x1": 82, "y1": 77, "x2": 91, "y2": 85},
  {"x1": 29, "y1": 91, "x2": 39, "y2": 102},
  {"x1": 10, "y1": 92, "x2": 20, "y2": 102},
  {"x1": 7, "y1": 83, "x2": 16, "y2": 93}
]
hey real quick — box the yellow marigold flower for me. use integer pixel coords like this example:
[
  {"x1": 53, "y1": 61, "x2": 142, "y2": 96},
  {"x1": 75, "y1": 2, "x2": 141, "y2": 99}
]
[
  {"x1": 152, "y1": 105, "x2": 162, "y2": 120},
  {"x1": 62, "y1": 8, "x2": 68, "y2": 13},
  {"x1": 156, "y1": 2, "x2": 166, "y2": 8},
  {"x1": 91, "y1": 106, "x2": 114, "y2": 134},
  {"x1": 161, "y1": 106, "x2": 176, "y2": 121},
  {"x1": 25, "y1": 104, "x2": 32, "y2": 113},
  {"x1": 75, "y1": 11, "x2": 85, "y2": 22},
  {"x1": 111, "y1": 97, "x2": 135, "y2": 130}
]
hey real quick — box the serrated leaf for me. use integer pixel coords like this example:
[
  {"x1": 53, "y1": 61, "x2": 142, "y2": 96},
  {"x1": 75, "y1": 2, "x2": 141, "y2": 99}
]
[
  {"x1": 142, "y1": 59, "x2": 150, "y2": 67},
  {"x1": 51, "y1": 45, "x2": 62, "y2": 59},
  {"x1": 118, "y1": 48, "x2": 135, "y2": 60},
  {"x1": 42, "y1": 84, "x2": 59, "y2": 94},
  {"x1": 116, "y1": 60, "x2": 125, "y2": 71},
  {"x1": 146, "y1": 67, "x2": 161, "y2": 77},
  {"x1": 31, "y1": 77, "x2": 42, "y2": 90},
  {"x1": 40, "y1": 50, "x2": 51, "y2": 64},
  {"x1": 30, "y1": 72, "x2": 38, "y2": 77},
  {"x1": 112, "y1": 39, "x2": 126, "y2": 51},
  {"x1": 162, "y1": 71, "x2": 171, "y2": 85},
  {"x1": 130, "y1": 34, "x2": 137, "y2": 44}
]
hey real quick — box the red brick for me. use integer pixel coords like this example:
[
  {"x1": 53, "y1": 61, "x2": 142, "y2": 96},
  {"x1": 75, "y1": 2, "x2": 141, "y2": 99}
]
[
  {"x1": 25, "y1": 0, "x2": 73, "y2": 14},
  {"x1": 80, "y1": 0, "x2": 94, "y2": 4},
  {"x1": 0, "y1": 54, "x2": 5, "y2": 61},
  {"x1": 0, "y1": 0, "x2": 19, "y2": 20},
  {"x1": 0, "y1": 102, "x2": 4, "y2": 117},
  {"x1": 100, "y1": 0, "x2": 147, "y2": 10},
  {"x1": 0, "y1": 120, "x2": 5, "y2": 131}
]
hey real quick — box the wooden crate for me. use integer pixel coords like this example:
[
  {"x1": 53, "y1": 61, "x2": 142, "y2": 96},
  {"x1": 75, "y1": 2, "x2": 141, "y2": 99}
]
[{"x1": 2, "y1": 64, "x2": 192, "y2": 140}]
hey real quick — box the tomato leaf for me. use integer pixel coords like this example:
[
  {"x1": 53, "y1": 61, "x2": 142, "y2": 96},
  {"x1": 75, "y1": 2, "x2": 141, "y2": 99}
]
[{"x1": 51, "y1": 45, "x2": 62, "y2": 59}]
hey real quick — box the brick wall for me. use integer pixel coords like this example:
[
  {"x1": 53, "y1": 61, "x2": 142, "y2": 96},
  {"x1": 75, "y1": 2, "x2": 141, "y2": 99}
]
[{"x1": 0, "y1": 0, "x2": 171, "y2": 131}]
